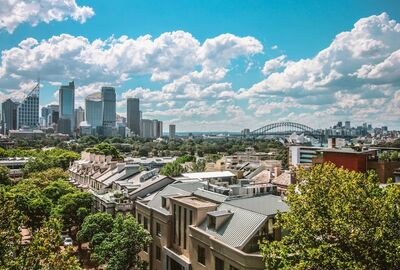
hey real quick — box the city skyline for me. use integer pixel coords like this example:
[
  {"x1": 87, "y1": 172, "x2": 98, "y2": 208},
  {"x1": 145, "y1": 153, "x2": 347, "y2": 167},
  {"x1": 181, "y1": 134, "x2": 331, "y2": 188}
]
[{"x1": 0, "y1": 1, "x2": 400, "y2": 131}]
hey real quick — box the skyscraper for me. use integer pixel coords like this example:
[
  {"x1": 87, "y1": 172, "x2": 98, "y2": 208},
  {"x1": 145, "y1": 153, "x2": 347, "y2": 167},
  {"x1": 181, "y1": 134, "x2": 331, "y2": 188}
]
[
  {"x1": 127, "y1": 98, "x2": 140, "y2": 135},
  {"x1": 17, "y1": 83, "x2": 40, "y2": 129},
  {"x1": 74, "y1": 106, "x2": 85, "y2": 129},
  {"x1": 101, "y1": 87, "x2": 116, "y2": 128},
  {"x1": 345, "y1": 121, "x2": 350, "y2": 129},
  {"x1": 2, "y1": 99, "x2": 19, "y2": 134},
  {"x1": 141, "y1": 119, "x2": 154, "y2": 138},
  {"x1": 85, "y1": 92, "x2": 102, "y2": 129},
  {"x1": 59, "y1": 81, "x2": 75, "y2": 134},
  {"x1": 169, "y1": 124, "x2": 176, "y2": 139}
]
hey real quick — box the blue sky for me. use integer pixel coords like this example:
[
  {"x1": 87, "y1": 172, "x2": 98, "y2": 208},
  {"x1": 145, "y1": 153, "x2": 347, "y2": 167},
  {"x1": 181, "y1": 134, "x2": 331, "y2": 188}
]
[{"x1": 1, "y1": 0, "x2": 400, "y2": 131}]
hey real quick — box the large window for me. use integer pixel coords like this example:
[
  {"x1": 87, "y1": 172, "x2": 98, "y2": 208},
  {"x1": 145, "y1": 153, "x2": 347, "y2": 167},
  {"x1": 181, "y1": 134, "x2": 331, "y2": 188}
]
[
  {"x1": 197, "y1": 245, "x2": 206, "y2": 265},
  {"x1": 156, "y1": 245, "x2": 161, "y2": 261},
  {"x1": 215, "y1": 257, "x2": 224, "y2": 270},
  {"x1": 156, "y1": 222, "x2": 161, "y2": 237}
]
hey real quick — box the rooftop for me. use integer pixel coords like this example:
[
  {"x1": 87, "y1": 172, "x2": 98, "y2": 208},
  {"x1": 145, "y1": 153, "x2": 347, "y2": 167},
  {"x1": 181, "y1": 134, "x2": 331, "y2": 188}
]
[
  {"x1": 172, "y1": 196, "x2": 216, "y2": 208},
  {"x1": 182, "y1": 171, "x2": 235, "y2": 179}
]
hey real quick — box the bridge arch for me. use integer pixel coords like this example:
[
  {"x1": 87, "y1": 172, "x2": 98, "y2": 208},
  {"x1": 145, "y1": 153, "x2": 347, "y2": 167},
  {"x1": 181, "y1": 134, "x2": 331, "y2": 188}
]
[{"x1": 248, "y1": 122, "x2": 322, "y2": 139}]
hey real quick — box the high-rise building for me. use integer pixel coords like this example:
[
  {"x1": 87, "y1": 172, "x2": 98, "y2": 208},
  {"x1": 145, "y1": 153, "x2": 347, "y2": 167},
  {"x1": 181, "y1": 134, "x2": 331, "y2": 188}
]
[
  {"x1": 101, "y1": 87, "x2": 116, "y2": 128},
  {"x1": 1, "y1": 99, "x2": 19, "y2": 134},
  {"x1": 17, "y1": 83, "x2": 40, "y2": 129},
  {"x1": 85, "y1": 92, "x2": 102, "y2": 129},
  {"x1": 41, "y1": 104, "x2": 59, "y2": 127},
  {"x1": 59, "y1": 81, "x2": 75, "y2": 134},
  {"x1": 345, "y1": 121, "x2": 350, "y2": 129},
  {"x1": 152, "y1": 119, "x2": 163, "y2": 138},
  {"x1": 74, "y1": 106, "x2": 85, "y2": 129},
  {"x1": 141, "y1": 119, "x2": 154, "y2": 138},
  {"x1": 127, "y1": 98, "x2": 140, "y2": 135},
  {"x1": 169, "y1": 124, "x2": 176, "y2": 139}
]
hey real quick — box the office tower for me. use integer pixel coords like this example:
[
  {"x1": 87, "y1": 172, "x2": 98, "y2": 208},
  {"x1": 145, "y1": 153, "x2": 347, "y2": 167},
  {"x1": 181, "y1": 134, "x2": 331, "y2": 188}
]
[
  {"x1": 85, "y1": 92, "x2": 102, "y2": 128},
  {"x1": 345, "y1": 121, "x2": 350, "y2": 129},
  {"x1": 169, "y1": 124, "x2": 176, "y2": 139},
  {"x1": 101, "y1": 87, "x2": 116, "y2": 128},
  {"x1": 59, "y1": 81, "x2": 75, "y2": 134},
  {"x1": 151, "y1": 119, "x2": 163, "y2": 138},
  {"x1": 17, "y1": 83, "x2": 40, "y2": 129},
  {"x1": 74, "y1": 106, "x2": 85, "y2": 129},
  {"x1": 127, "y1": 98, "x2": 140, "y2": 135},
  {"x1": 2, "y1": 99, "x2": 19, "y2": 134},
  {"x1": 41, "y1": 106, "x2": 50, "y2": 126},
  {"x1": 336, "y1": 121, "x2": 342, "y2": 128},
  {"x1": 141, "y1": 119, "x2": 154, "y2": 138}
]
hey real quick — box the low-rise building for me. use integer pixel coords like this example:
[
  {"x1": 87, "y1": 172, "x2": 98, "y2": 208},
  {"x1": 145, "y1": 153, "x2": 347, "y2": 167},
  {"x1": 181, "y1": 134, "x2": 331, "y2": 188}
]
[{"x1": 135, "y1": 182, "x2": 288, "y2": 270}]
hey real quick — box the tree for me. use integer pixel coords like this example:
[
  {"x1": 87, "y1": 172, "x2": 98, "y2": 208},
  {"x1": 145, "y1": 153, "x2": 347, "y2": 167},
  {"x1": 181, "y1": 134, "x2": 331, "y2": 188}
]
[
  {"x1": 91, "y1": 214, "x2": 151, "y2": 270},
  {"x1": 390, "y1": 151, "x2": 399, "y2": 161},
  {"x1": 43, "y1": 180, "x2": 76, "y2": 204},
  {"x1": 56, "y1": 192, "x2": 92, "y2": 231},
  {"x1": 0, "y1": 165, "x2": 11, "y2": 185},
  {"x1": 18, "y1": 217, "x2": 80, "y2": 270},
  {"x1": 260, "y1": 163, "x2": 400, "y2": 270},
  {"x1": 160, "y1": 161, "x2": 186, "y2": 177},
  {"x1": 86, "y1": 143, "x2": 122, "y2": 160},
  {"x1": 190, "y1": 159, "x2": 206, "y2": 172},
  {"x1": 77, "y1": 212, "x2": 114, "y2": 248}
]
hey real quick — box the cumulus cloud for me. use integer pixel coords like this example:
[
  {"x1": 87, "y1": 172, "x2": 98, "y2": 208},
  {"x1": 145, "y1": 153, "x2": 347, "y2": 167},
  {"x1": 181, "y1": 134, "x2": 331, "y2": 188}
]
[
  {"x1": 262, "y1": 55, "x2": 287, "y2": 76},
  {"x1": 0, "y1": 31, "x2": 263, "y2": 95},
  {"x1": 0, "y1": 0, "x2": 94, "y2": 33}
]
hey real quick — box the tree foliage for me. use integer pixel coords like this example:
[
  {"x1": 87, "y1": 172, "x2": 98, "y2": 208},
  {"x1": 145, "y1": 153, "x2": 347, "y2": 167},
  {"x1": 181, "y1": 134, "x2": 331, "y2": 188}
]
[
  {"x1": 260, "y1": 163, "x2": 400, "y2": 270},
  {"x1": 91, "y1": 214, "x2": 152, "y2": 270},
  {"x1": 86, "y1": 143, "x2": 122, "y2": 160},
  {"x1": 77, "y1": 212, "x2": 114, "y2": 248},
  {"x1": 56, "y1": 192, "x2": 92, "y2": 231},
  {"x1": 160, "y1": 161, "x2": 186, "y2": 177},
  {"x1": 0, "y1": 165, "x2": 11, "y2": 185}
]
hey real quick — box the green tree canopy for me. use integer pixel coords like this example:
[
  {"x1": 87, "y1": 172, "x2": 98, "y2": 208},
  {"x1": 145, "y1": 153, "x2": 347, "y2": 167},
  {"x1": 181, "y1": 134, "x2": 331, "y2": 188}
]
[
  {"x1": 91, "y1": 214, "x2": 152, "y2": 270},
  {"x1": 0, "y1": 165, "x2": 11, "y2": 185},
  {"x1": 77, "y1": 212, "x2": 114, "y2": 248},
  {"x1": 56, "y1": 192, "x2": 92, "y2": 231},
  {"x1": 86, "y1": 142, "x2": 122, "y2": 160},
  {"x1": 260, "y1": 163, "x2": 400, "y2": 270},
  {"x1": 160, "y1": 161, "x2": 186, "y2": 177}
]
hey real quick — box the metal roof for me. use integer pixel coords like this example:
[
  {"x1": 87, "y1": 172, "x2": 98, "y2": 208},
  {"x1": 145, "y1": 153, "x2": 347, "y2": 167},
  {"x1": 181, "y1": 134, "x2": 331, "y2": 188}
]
[
  {"x1": 226, "y1": 195, "x2": 289, "y2": 216},
  {"x1": 182, "y1": 171, "x2": 235, "y2": 179},
  {"x1": 197, "y1": 203, "x2": 267, "y2": 248}
]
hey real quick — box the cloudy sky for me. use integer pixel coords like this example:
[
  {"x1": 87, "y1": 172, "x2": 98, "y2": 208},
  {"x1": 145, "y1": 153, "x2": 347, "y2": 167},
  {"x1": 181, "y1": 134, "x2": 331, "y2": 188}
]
[{"x1": 1, "y1": 0, "x2": 399, "y2": 131}]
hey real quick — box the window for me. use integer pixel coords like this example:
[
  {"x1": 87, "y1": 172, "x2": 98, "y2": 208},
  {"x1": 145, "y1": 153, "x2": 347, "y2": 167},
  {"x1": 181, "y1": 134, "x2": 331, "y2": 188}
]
[
  {"x1": 137, "y1": 213, "x2": 142, "y2": 224},
  {"x1": 184, "y1": 208, "x2": 187, "y2": 249},
  {"x1": 208, "y1": 215, "x2": 216, "y2": 229},
  {"x1": 156, "y1": 222, "x2": 161, "y2": 237},
  {"x1": 215, "y1": 257, "x2": 224, "y2": 270},
  {"x1": 156, "y1": 245, "x2": 161, "y2": 261},
  {"x1": 178, "y1": 206, "x2": 181, "y2": 246},
  {"x1": 189, "y1": 210, "x2": 193, "y2": 225},
  {"x1": 161, "y1": 197, "x2": 167, "y2": 208},
  {"x1": 144, "y1": 217, "x2": 148, "y2": 230},
  {"x1": 197, "y1": 245, "x2": 206, "y2": 265},
  {"x1": 230, "y1": 265, "x2": 239, "y2": 270}
]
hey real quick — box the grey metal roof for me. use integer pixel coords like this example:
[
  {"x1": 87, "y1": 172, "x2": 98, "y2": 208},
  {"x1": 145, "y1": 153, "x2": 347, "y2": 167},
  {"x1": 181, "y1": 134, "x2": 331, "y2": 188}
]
[
  {"x1": 226, "y1": 195, "x2": 289, "y2": 216},
  {"x1": 197, "y1": 203, "x2": 267, "y2": 248},
  {"x1": 146, "y1": 182, "x2": 204, "y2": 214},
  {"x1": 193, "y1": 189, "x2": 228, "y2": 203}
]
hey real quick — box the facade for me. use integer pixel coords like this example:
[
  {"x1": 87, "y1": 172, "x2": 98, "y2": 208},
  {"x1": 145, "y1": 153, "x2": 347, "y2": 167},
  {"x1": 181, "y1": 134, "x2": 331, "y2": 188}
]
[
  {"x1": 141, "y1": 119, "x2": 154, "y2": 138},
  {"x1": 135, "y1": 183, "x2": 288, "y2": 270},
  {"x1": 9, "y1": 129, "x2": 45, "y2": 140},
  {"x1": 101, "y1": 87, "x2": 116, "y2": 128},
  {"x1": 85, "y1": 92, "x2": 103, "y2": 130},
  {"x1": 2, "y1": 99, "x2": 19, "y2": 134},
  {"x1": 127, "y1": 98, "x2": 140, "y2": 135},
  {"x1": 17, "y1": 83, "x2": 40, "y2": 129},
  {"x1": 153, "y1": 119, "x2": 163, "y2": 138},
  {"x1": 289, "y1": 146, "x2": 323, "y2": 166},
  {"x1": 59, "y1": 81, "x2": 75, "y2": 134},
  {"x1": 74, "y1": 106, "x2": 85, "y2": 129},
  {"x1": 169, "y1": 124, "x2": 176, "y2": 139}
]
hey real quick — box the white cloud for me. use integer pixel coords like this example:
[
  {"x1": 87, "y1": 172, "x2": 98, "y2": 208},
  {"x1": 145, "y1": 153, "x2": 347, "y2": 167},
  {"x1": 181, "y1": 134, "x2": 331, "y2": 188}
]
[
  {"x1": 262, "y1": 55, "x2": 287, "y2": 76},
  {"x1": 0, "y1": 0, "x2": 94, "y2": 33}
]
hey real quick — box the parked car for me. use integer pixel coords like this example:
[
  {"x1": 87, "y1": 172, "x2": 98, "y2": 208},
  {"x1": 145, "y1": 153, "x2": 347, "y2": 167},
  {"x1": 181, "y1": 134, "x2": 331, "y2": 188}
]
[{"x1": 63, "y1": 237, "x2": 73, "y2": 246}]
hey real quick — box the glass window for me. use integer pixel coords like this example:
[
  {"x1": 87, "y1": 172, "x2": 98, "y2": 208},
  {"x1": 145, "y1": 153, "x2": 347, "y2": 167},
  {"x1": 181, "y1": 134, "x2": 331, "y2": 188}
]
[
  {"x1": 156, "y1": 222, "x2": 161, "y2": 237},
  {"x1": 198, "y1": 245, "x2": 206, "y2": 265},
  {"x1": 215, "y1": 257, "x2": 224, "y2": 270},
  {"x1": 144, "y1": 217, "x2": 148, "y2": 230},
  {"x1": 156, "y1": 245, "x2": 161, "y2": 261}
]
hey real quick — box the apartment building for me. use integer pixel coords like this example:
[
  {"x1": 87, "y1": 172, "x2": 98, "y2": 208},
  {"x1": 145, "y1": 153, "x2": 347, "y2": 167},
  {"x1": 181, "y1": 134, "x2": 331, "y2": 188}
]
[{"x1": 135, "y1": 182, "x2": 288, "y2": 270}]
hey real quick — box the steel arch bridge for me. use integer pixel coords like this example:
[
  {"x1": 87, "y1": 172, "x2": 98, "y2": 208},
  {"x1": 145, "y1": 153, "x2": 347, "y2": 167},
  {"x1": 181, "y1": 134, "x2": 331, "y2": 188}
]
[{"x1": 248, "y1": 122, "x2": 323, "y2": 140}]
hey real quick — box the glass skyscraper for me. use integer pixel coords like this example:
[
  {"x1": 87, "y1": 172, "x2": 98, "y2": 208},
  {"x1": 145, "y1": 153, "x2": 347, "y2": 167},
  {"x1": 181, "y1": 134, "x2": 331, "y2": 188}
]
[
  {"x1": 59, "y1": 81, "x2": 75, "y2": 134},
  {"x1": 17, "y1": 83, "x2": 39, "y2": 129},
  {"x1": 127, "y1": 98, "x2": 140, "y2": 135},
  {"x1": 85, "y1": 92, "x2": 102, "y2": 129},
  {"x1": 101, "y1": 87, "x2": 116, "y2": 128}
]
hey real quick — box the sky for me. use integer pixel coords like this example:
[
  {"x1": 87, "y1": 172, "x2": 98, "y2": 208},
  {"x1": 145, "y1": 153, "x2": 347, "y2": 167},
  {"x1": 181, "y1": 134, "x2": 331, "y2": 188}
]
[{"x1": 0, "y1": 0, "x2": 400, "y2": 131}]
